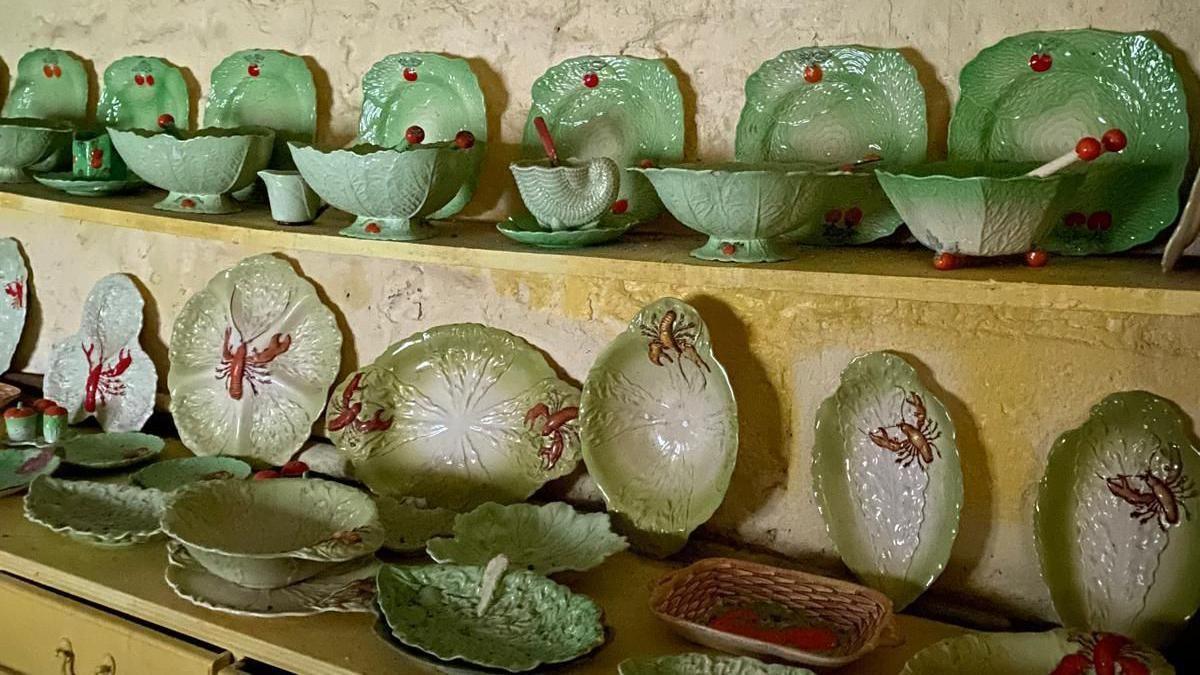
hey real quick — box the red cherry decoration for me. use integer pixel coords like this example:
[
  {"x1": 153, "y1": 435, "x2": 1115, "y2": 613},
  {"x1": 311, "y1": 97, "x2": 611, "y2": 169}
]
[
  {"x1": 844, "y1": 206, "x2": 863, "y2": 227},
  {"x1": 823, "y1": 209, "x2": 842, "y2": 224},
  {"x1": 1025, "y1": 250, "x2": 1050, "y2": 267},
  {"x1": 1101, "y1": 128, "x2": 1127, "y2": 153},
  {"x1": 53, "y1": 65, "x2": 62, "y2": 78},
  {"x1": 134, "y1": 73, "x2": 146, "y2": 86},
  {"x1": 403, "y1": 67, "x2": 418, "y2": 82},
  {"x1": 180, "y1": 198, "x2": 196, "y2": 209},
  {"x1": 1075, "y1": 137, "x2": 1102, "y2": 162},
  {"x1": 611, "y1": 199, "x2": 629, "y2": 214},
  {"x1": 721, "y1": 243, "x2": 737, "y2": 256},
  {"x1": 582, "y1": 71, "x2": 599, "y2": 88},
  {"x1": 1087, "y1": 211, "x2": 1112, "y2": 231},
  {"x1": 146, "y1": 74, "x2": 155, "y2": 86},
  {"x1": 454, "y1": 130, "x2": 475, "y2": 149},
  {"x1": 803, "y1": 64, "x2": 823, "y2": 84},
  {"x1": 1029, "y1": 53, "x2": 1052, "y2": 72},
  {"x1": 1063, "y1": 211, "x2": 1086, "y2": 228},
  {"x1": 280, "y1": 460, "x2": 309, "y2": 477},
  {"x1": 89, "y1": 148, "x2": 104, "y2": 169},
  {"x1": 157, "y1": 113, "x2": 175, "y2": 129},
  {"x1": 364, "y1": 222, "x2": 382, "y2": 234},
  {"x1": 404, "y1": 125, "x2": 425, "y2": 144},
  {"x1": 639, "y1": 159, "x2": 655, "y2": 169},
  {"x1": 933, "y1": 252, "x2": 962, "y2": 271},
  {"x1": 247, "y1": 63, "x2": 261, "y2": 77},
  {"x1": 43, "y1": 65, "x2": 54, "y2": 78},
  {"x1": 252, "y1": 469, "x2": 280, "y2": 480}
]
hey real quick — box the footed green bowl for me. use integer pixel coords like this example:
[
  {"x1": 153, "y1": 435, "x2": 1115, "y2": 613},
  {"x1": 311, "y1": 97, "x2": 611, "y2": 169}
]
[
  {"x1": 290, "y1": 142, "x2": 474, "y2": 241},
  {"x1": 108, "y1": 126, "x2": 274, "y2": 214},
  {"x1": 0, "y1": 118, "x2": 72, "y2": 183},
  {"x1": 510, "y1": 157, "x2": 620, "y2": 231}
]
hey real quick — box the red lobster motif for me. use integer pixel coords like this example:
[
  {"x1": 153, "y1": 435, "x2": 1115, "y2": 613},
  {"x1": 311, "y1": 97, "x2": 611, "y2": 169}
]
[
  {"x1": 524, "y1": 402, "x2": 578, "y2": 470},
  {"x1": 82, "y1": 343, "x2": 132, "y2": 413},
  {"x1": 1051, "y1": 632, "x2": 1149, "y2": 675},
  {"x1": 327, "y1": 372, "x2": 392, "y2": 433},
  {"x1": 4, "y1": 280, "x2": 24, "y2": 310},
  {"x1": 1104, "y1": 443, "x2": 1194, "y2": 531}
]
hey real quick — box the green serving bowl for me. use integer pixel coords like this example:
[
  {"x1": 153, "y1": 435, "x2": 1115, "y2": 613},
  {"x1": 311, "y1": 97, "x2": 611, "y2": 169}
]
[
  {"x1": 0, "y1": 118, "x2": 72, "y2": 183},
  {"x1": 290, "y1": 141, "x2": 475, "y2": 241},
  {"x1": 510, "y1": 157, "x2": 620, "y2": 231},
  {"x1": 108, "y1": 126, "x2": 274, "y2": 214}
]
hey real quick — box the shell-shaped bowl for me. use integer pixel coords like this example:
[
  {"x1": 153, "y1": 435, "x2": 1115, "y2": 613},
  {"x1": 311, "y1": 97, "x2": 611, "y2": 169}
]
[
  {"x1": 0, "y1": 118, "x2": 72, "y2": 181},
  {"x1": 108, "y1": 125, "x2": 275, "y2": 194},
  {"x1": 510, "y1": 157, "x2": 620, "y2": 231}
]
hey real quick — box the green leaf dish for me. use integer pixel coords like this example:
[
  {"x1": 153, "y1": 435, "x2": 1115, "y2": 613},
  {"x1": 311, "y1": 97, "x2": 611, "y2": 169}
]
[
  {"x1": 2, "y1": 49, "x2": 89, "y2": 124},
  {"x1": 1035, "y1": 391, "x2": 1200, "y2": 647},
  {"x1": 290, "y1": 141, "x2": 475, "y2": 241},
  {"x1": 98, "y1": 56, "x2": 189, "y2": 132},
  {"x1": 510, "y1": 157, "x2": 620, "y2": 231},
  {"x1": 374, "y1": 495, "x2": 458, "y2": 553},
  {"x1": 108, "y1": 126, "x2": 275, "y2": 214},
  {"x1": 376, "y1": 562, "x2": 606, "y2": 672},
  {"x1": 580, "y1": 298, "x2": 737, "y2": 556},
  {"x1": 812, "y1": 351, "x2": 962, "y2": 610},
  {"x1": 44, "y1": 274, "x2": 156, "y2": 432},
  {"x1": 167, "y1": 254, "x2": 342, "y2": 464},
  {"x1": 59, "y1": 432, "x2": 165, "y2": 470},
  {"x1": 370, "y1": 614, "x2": 501, "y2": 675},
  {"x1": 620, "y1": 654, "x2": 815, "y2": 675},
  {"x1": 161, "y1": 477, "x2": 384, "y2": 589},
  {"x1": 358, "y1": 53, "x2": 487, "y2": 219},
  {"x1": 496, "y1": 213, "x2": 635, "y2": 249},
  {"x1": 131, "y1": 456, "x2": 252, "y2": 491},
  {"x1": 899, "y1": 629, "x2": 1174, "y2": 675},
  {"x1": 32, "y1": 172, "x2": 144, "y2": 196},
  {"x1": 523, "y1": 56, "x2": 684, "y2": 225},
  {"x1": 23, "y1": 476, "x2": 164, "y2": 547},
  {"x1": 0, "y1": 118, "x2": 73, "y2": 183},
  {"x1": 205, "y1": 49, "x2": 316, "y2": 168},
  {"x1": 0, "y1": 238, "x2": 29, "y2": 372},
  {"x1": 426, "y1": 501, "x2": 627, "y2": 574},
  {"x1": 327, "y1": 324, "x2": 581, "y2": 510},
  {"x1": 948, "y1": 29, "x2": 1189, "y2": 255},
  {"x1": 0, "y1": 448, "x2": 60, "y2": 498},
  {"x1": 876, "y1": 161, "x2": 1082, "y2": 257}
]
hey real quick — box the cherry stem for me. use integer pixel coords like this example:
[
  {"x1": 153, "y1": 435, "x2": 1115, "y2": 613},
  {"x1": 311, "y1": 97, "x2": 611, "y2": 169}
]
[{"x1": 533, "y1": 116, "x2": 559, "y2": 167}]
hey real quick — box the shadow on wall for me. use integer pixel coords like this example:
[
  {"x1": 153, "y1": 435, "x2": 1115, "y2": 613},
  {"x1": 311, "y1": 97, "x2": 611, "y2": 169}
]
[
  {"x1": 72, "y1": 51, "x2": 99, "y2": 124},
  {"x1": 274, "y1": 252, "x2": 359, "y2": 382},
  {"x1": 662, "y1": 57, "x2": 698, "y2": 161},
  {"x1": 1146, "y1": 31, "x2": 1200, "y2": 191},
  {"x1": 899, "y1": 47, "x2": 950, "y2": 160},
  {"x1": 460, "y1": 56, "x2": 511, "y2": 218},
  {"x1": 128, "y1": 275, "x2": 169, "y2": 391},
  {"x1": 302, "y1": 54, "x2": 333, "y2": 146},
  {"x1": 161, "y1": 58, "x2": 201, "y2": 131}
]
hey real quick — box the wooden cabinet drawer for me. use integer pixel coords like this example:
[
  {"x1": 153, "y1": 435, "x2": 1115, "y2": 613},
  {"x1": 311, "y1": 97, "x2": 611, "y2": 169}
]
[{"x1": 0, "y1": 573, "x2": 230, "y2": 675}]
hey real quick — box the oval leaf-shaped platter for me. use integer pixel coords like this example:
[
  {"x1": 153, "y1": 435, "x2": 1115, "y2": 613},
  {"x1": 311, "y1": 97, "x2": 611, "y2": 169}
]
[
  {"x1": 131, "y1": 456, "x2": 252, "y2": 491},
  {"x1": 620, "y1": 654, "x2": 816, "y2": 675},
  {"x1": 1035, "y1": 391, "x2": 1200, "y2": 647},
  {"x1": 523, "y1": 56, "x2": 684, "y2": 225},
  {"x1": 204, "y1": 49, "x2": 316, "y2": 167},
  {"x1": 358, "y1": 53, "x2": 487, "y2": 219},
  {"x1": 44, "y1": 274, "x2": 156, "y2": 432},
  {"x1": 98, "y1": 56, "x2": 189, "y2": 131},
  {"x1": 949, "y1": 29, "x2": 1189, "y2": 255},
  {"x1": 168, "y1": 254, "x2": 342, "y2": 464},
  {"x1": 2, "y1": 48, "x2": 89, "y2": 123},
  {"x1": 327, "y1": 324, "x2": 580, "y2": 510},
  {"x1": 23, "y1": 476, "x2": 165, "y2": 547},
  {"x1": 59, "y1": 432, "x2": 165, "y2": 469},
  {"x1": 580, "y1": 298, "x2": 737, "y2": 555},
  {"x1": 812, "y1": 351, "x2": 962, "y2": 610},
  {"x1": 735, "y1": 46, "x2": 926, "y2": 245},
  {"x1": 0, "y1": 238, "x2": 28, "y2": 373},
  {"x1": 900, "y1": 629, "x2": 1174, "y2": 675},
  {"x1": 0, "y1": 448, "x2": 59, "y2": 497}
]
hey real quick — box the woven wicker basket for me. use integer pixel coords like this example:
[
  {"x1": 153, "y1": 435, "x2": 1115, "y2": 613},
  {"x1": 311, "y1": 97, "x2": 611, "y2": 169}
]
[{"x1": 649, "y1": 557, "x2": 901, "y2": 668}]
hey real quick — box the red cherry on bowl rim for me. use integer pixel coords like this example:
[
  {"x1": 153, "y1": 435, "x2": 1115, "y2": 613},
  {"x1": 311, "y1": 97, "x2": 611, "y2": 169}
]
[
  {"x1": 824, "y1": 208, "x2": 842, "y2": 224},
  {"x1": 454, "y1": 130, "x2": 475, "y2": 149},
  {"x1": 611, "y1": 199, "x2": 629, "y2": 215},
  {"x1": 844, "y1": 206, "x2": 864, "y2": 227},
  {"x1": 364, "y1": 222, "x2": 382, "y2": 234},
  {"x1": 1029, "y1": 53, "x2": 1052, "y2": 72},
  {"x1": 1063, "y1": 211, "x2": 1086, "y2": 228},
  {"x1": 42, "y1": 65, "x2": 54, "y2": 78},
  {"x1": 134, "y1": 73, "x2": 146, "y2": 86},
  {"x1": 1101, "y1": 128, "x2": 1127, "y2": 153},
  {"x1": 639, "y1": 158, "x2": 655, "y2": 169},
  {"x1": 582, "y1": 71, "x2": 599, "y2": 88},
  {"x1": 803, "y1": 64, "x2": 823, "y2": 84},
  {"x1": 280, "y1": 460, "x2": 309, "y2": 477},
  {"x1": 1087, "y1": 211, "x2": 1112, "y2": 231},
  {"x1": 721, "y1": 243, "x2": 737, "y2": 256},
  {"x1": 180, "y1": 198, "x2": 196, "y2": 209},
  {"x1": 146, "y1": 74, "x2": 155, "y2": 86},
  {"x1": 1075, "y1": 137, "x2": 1102, "y2": 162},
  {"x1": 157, "y1": 113, "x2": 175, "y2": 129},
  {"x1": 53, "y1": 65, "x2": 62, "y2": 78},
  {"x1": 247, "y1": 63, "x2": 261, "y2": 77},
  {"x1": 405, "y1": 125, "x2": 425, "y2": 144},
  {"x1": 403, "y1": 67, "x2": 418, "y2": 82},
  {"x1": 252, "y1": 469, "x2": 281, "y2": 480}
]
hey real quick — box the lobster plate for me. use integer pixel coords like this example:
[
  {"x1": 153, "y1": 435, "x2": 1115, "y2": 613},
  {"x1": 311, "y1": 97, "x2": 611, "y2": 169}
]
[
  {"x1": 0, "y1": 238, "x2": 28, "y2": 373},
  {"x1": 44, "y1": 273, "x2": 156, "y2": 432}
]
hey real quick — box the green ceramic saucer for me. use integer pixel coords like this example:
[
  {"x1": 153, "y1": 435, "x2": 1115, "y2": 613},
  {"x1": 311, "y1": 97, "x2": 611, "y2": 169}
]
[
  {"x1": 59, "y1": 432, "x2": 165, "y2": 470},
  {"x1": 33, "y1": 172, "x2": 144, "y2": 196},
  {"x1": 0, "y1": 238, "x2": 28, "y2": 373},
  {"x1": 949, "y1": 30, "x2": 1188, "y2": 254},
  {"x1": 0, "y1": 448, "x2": 60, "y2": 498},
  {"x1": 131, "y1": 456, "x2": 252, "y2": 491},
  {"x1": 2, "y1": 49, "x2": 89, "y2": 123},
  {"x1": 496, "y1": 213, "x2": 634, "y2": 249},
  {"x1": 98, "y1": 56, "x2": 189, "y2": 131}
]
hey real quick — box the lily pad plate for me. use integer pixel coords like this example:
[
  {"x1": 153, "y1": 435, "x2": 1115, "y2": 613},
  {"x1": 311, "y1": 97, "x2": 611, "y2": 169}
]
[
  {"x1": 812, "y1": 352, "x2": 962, "y2": 610},
  {"x1": 900, "y1": 629, "x2": 1174, "y2": 675},
  {"x1": 0, "y1": 238, "x2": 28, "y2": 372},
  {"x1": 33, "y1": 172, "x2": 144, "y2": 196},
  {"x1": 59, "y1": 432, "x2": 165, "y2": 469},
  {"x1": 98, "y1": 56, "x2": 189, "y2": 131},
  {"x1": 496, "y1": 213, "x2": 635, "y2": 249},
  {"x1": 358, "y1": 53, "x2": 487, "y2": 219},
  {"x1": 44, "y1": 273, "x2": 156, "y2": 432},
  {"x1": 131, "y1": 456, "x2": 252, "y2": 491},
  {"x1": 427, "y1": 501, "x2": 627, "y2": 574},
  {"x1": 168, "y1": 254, "x2": 342, "y2": 464},
  {"x1": 204, "y1": 49, "x2": 316, "y2": 167},
  {"x1": 1035, "y1": 391, "x2": 1200, "y2": 647},
  {"x1": 620, "y1": 654, "x2": 815, "y2": 675},
  {"x1": 2, "y1": 49, "x2": 88, "y2": 123},
  {"x1": 327, "y1": 324, "x2": 580, "y2": 510},
  {"x1": 376, "y1": 562, "x2": 606, "y2": 672},
  {"x1": 374, "y1": 495, "x2": 458, "y2": 553},
  {"x1": 523, "y1": 56, "x2": 684, "y2": 224},
  {"x1": 948, "y1": 29, "x2": 1189, "y2": 254},
  {"x1": 580, "y1": 298, "x2": 736, "y2": 555},
  {"x1": 24, "y1": 476, "x2": 164, "y2": 546},
  {"x1": 0, "y1": 448, "x2": 59, "y2": 497}
]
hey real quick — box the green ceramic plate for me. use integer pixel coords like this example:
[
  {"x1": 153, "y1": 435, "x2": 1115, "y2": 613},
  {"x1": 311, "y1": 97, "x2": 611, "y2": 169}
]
[
  {"x1": 496, "y1": 213, "x2": 635, "y2": 249},
  {"x1": 523, "y1": 56, "x2": 684, "y2": 224},
  {"x1": 358, "y1": 53, "x2": 487, "y2": 220},
  {"x1": 44, "y1": 274, "x2": 156, "y2": 432},
  {"x1": 620, "y1": 654, "x2": 816, "y2": 675},
  {"x1": 426, "y1": 501, "x2": 627, "y2": 574},
  {"x1": 98, "y1": 56, "x2": 189, "y2": 131},
  {"x1": 204, "y1": 49, "x2": 316, "y2": 167},
  {"x1": 900, "y1": 629, "x2": 1174, "y2": 675},
  {"x1": 374, "y1": 495, "x2": 458, "y2": 553},
  {"x1": 0, "y1": 238, "x2": 28, "y2": 373},
  {"x1": 33, "y1": 172, "x2": 144, "y2": 196},
  {"x1": 376, "y1": 563, "x2": 606, "y2": 672},
  {"x1": 580, "y1": 298, "x2": 737, "y2": 555},
  {"x1": 1035, "y1": 391, "x2": 1200, "y2": 647},
  {"x1": 812, "y1": 352, "x2": 962, "y2": 610},
  {"x1": 131, "y1": 456, "x2": 252, "y2": 491},
  {"x1": 327, "y1": 324, "x2": 581, "y2": 510},
  {"x1": 370, "y1": 613, "x2": 501, "y2": 675},
  {"x1": 2, "y1": 49, "x2": 89, "y2": 123},
  {"x1": 0, "y1": 448, "x2": 60, "y2": 497},
  {"x1": 949, "y1": 29, "x2": 1189, "y2": 255},
  {"x1": 59, "y1": 432, "x2": 165, "y2": 469},
  {"x1": 23, "y1": 476, "x2": 164, "y2": 547},
  {"x1": 168, "y1": 254, "x2": 342, "y2": 464}
]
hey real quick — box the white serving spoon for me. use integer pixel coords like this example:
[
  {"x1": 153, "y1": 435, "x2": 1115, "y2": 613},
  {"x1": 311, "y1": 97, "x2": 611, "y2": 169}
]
[{"x1": 1025, "y1": 129, "x2": 1127, "y2": 178}]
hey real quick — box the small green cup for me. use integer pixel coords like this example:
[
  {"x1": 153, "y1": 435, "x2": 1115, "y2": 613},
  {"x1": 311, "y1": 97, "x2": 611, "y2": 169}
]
[
  {"x1": 3, "y1": 404, "x2": 39, "y2": 443},
  {"x1": 72, "y1": 131, "x2": 127, "y2": 179}
]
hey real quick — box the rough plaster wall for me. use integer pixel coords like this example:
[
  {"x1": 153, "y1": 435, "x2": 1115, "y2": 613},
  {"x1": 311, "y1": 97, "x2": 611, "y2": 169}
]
[{"x1": 2, "y1": 0, "x2": 1198, "y2": 219}]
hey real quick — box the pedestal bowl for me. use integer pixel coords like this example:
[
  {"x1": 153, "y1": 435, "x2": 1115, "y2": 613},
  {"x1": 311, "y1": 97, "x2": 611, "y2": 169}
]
[{"x1": 0, "y1": 118, "x2": 72, "y2": 183}]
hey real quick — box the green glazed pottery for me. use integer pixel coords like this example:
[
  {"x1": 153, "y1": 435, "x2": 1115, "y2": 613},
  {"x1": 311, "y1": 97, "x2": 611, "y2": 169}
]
[
  {"x1": 496, "y1": 213, "x2": 635, "y2": 249},
  {"x1": 359, "y1": 53, "x2": 487, "y2": 219},
  {"x1": 257, "y1": 170, "x2": 323, "y2": 224},
  {"x1": 327, "y1": 324, "x2": 581, "y2": 510},
  {"x1": 369, "y1": 615, "x2": 499, "y2": 675},
  {"x1": 0, "y1": 448, "x2": 59, "y2": 498},
  {"x1": 2, "y1": 49, "x2": 89, "y2": 124},
  {"x1": 376, "y1": 562, "x2": 606, "y2": 672},
  {"x1": 44, "y1": 274, "x2": 156, "y2": 432},
  {"x1": 131, "y1": 456, "x2": 252, "y2": 491},
  {"x1": 289, "y1": 142, "x2": 475, "y2": 241},
  {"x1": 510, "y1": 157, "x2": 620, "y2": 231},
  {"x1": 1035, "y1": 391, "x2": 1200, "y2": 647},
  {"x1": 71, "y1": 131, "x2": 127, "y2": 179},
  {"x1": 107, "y1": 126, "x2": 275, "y2": 214},
  {"x1": 3, "y1": 404, "x2": 39, "y2": 444},
  {"x1": 32, "y1": 173, "x2": 143, "y2": 197},
  {"x1": 23, "y1": 476, "x2": 165, "y2": 547},
  {"x1": 426, "y1": 501, "x2": 627, "y2": 574},
  {"x1": 168, "y1": 254, "x2": 342, "y2": 464},
  {"x1": 0, "y1": 118, "x2": 73, "y2": 183},
  {"x1": 165, "y1": 541, "x2": 379, "y2": 617},
  {"x1": 205, "y1": 49, "x2": 316, "y2": 168},
  {"x1": 374, "y1": 495, "x2": 457, "y2": 553},
  {"x1": 620, "y1": 654, "x2": 816, "y2": 675},
  {"x1": 949, "y1": 29, "x2": 1189, "y2": 254},
  {"x1": 812, "y1": 351, "x2": 962, "y2": 610},
  {"x1": 98, "y1": 56, "x2": 189, "y2": 131},
  {"x1": 580, "y1": 298, "x2": 736, "y2": 556},
  {"x1": 876, "y1": 162, "x2": 1082, "y2": 257},
  {"x1": 161, "y1": 477, "x2": 384, "y2": 589},
  {"x1": 524, "y1": 56, "x2": 684, "y2": 225},
  {"x1": 0, "y1": 238, "x2": 28, "y2": 372},
  {"x1": 59, "y1": 432, "x2": 165, "y2": 470},
  {"x1": 900, "y1": 629, "x2": 1174, "y2": 675}
]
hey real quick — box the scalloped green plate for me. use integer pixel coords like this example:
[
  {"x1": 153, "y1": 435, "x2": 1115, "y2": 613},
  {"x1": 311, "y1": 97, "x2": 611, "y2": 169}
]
[
  {"x1": 1035, "y1": 391, "x2": 1200, "y2": 647},
  {"x1": 2, "y1": 49, "x2": 88, "y2": 123},
  {"x1": 496, "y1": 213, "x2": 635, "y2": 249},
  {"x1": 358, "y1": 53, "x2": 486, "y2": 220},
  {"x1": 900, "y1": 629, "x2": 1174, "y2": 675},
  {"x1": 523, "y1": 56, "x2": 684, "y2": 225},
  {"x1": 376, "y1": 563, "x2": 606, "y2": 672},
  {"x1": 98, "y1": 56, "x2": 189, "y2": 131},
  {"x1": 580, "y1": 298, "x2": 736, "y2": 556},
  {"x1": 0, "y1": 448, "x2": 59, "y2": 497},
  {"x1": 426, "y1": 501, "x2": 627, "y2": 574},
  {"x1": 812, "y1": 352, "x2": 962, "y2": 610},
  {"x1": 0, "y1": 238, "x2": 28, "y2": 373},
  {"x1": 949, "y1": 30, "x2": 1189, "y2": 255},
  {"x1": 131, "y1": 456, "x2": 252, "y2": 491},
  {"x1": 23, "y1": 476, "x2": 164, "y2": 547},
  {"x1": 32, "y1": 172, "x2": 144, "y2": 196},
  {"x1": 374, "y1": 495, "x2": 458, "y2": 553},
  {"x1": 620, "y1": 654, "x2": 816, "y2": 675},
  {"x1": 59, "y1": 432, "x2": 165, "y2": 469}
]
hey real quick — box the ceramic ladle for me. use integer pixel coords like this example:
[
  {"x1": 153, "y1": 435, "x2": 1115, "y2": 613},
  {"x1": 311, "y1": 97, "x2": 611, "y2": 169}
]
[
  {"x1": 532, "y1": 116, "x2": 559, "y2": 167},
  {"x1": 1026, "y1": 129, "x2": 1127, "y2": 178}
]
